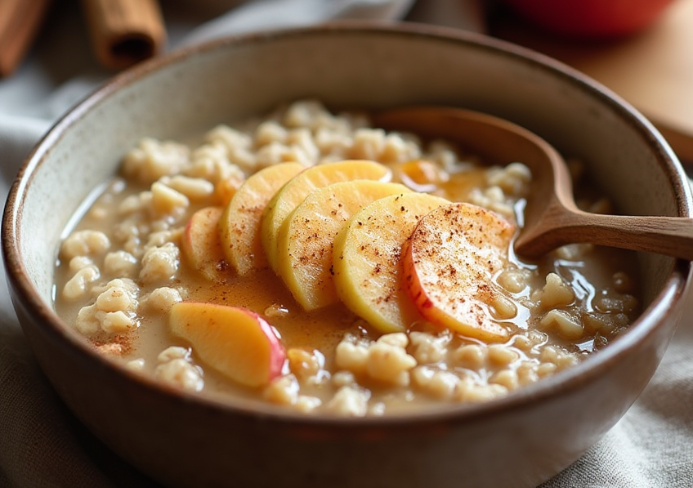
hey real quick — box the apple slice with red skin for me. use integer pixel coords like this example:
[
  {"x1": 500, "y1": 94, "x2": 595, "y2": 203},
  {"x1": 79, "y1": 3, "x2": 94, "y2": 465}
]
[
  {"x1": 181, "y1": 206, "x2": 228, "y2": 281},
  {"x1": 402, "y1": 202, "x2": 516, "y2": 343},
  {"x1": 169, "y1": 302, "x2": 286, "y2": 388},
  {"x1": 332, "y1": 192, "x2": 450, "y2": 333}
]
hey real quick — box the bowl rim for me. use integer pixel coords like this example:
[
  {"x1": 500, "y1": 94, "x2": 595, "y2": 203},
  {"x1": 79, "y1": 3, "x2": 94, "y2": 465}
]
[{"x1": 2, "y1": 21, "x2": 692, "y2": 427}]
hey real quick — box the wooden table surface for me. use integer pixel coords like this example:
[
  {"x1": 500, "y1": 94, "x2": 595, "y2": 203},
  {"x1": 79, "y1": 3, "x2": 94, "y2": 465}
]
[{"x1": 490, "y1": 0, "x2": 693, "y2": 165}]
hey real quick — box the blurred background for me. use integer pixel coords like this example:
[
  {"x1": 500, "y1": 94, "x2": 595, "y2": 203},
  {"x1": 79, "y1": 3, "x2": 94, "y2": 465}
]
[{"x1": 1, "y1": 0, "x2": 691, "y2": 166}]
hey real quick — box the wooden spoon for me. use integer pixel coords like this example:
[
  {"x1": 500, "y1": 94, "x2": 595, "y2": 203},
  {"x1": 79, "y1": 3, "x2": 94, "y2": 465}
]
[{"x1": 372, "y1": 106, "x2": 693, "y2": 260}]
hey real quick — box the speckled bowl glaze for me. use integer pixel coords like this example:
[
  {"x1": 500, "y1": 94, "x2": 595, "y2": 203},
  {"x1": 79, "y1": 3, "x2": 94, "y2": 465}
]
[{"x1": 3, "y1": 23, "x2": 692, "y2": 488}]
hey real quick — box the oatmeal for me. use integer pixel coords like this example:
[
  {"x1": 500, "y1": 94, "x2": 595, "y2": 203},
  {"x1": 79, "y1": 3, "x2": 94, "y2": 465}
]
[{"x1": 54, "y1": 100, "x2": 640, "y2": 416}]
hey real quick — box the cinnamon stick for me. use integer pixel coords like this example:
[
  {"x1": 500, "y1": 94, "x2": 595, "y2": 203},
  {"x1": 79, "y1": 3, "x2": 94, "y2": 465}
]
[
  {"x1": 0, "y1": 0, "x2": 52, "y2": 77},
  {"x1": 80, "y1": 0, "x2": 166, "y2": 71}
]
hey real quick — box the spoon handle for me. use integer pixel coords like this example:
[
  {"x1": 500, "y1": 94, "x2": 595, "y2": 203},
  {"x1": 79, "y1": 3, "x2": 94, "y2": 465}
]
[{"x1": 555, "y1": 213, "x2": 693, "y2": 260}]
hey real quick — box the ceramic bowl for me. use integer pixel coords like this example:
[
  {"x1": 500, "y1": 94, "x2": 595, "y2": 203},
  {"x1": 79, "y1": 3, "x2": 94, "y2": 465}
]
[{"x1": 3, "y1": 23, "x2": 691, "y2": 488}]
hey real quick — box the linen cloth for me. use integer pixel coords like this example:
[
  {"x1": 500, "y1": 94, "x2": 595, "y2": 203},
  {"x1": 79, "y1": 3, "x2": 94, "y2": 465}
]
[{"x1": 1, "y1": 1, "x2": 692, "y2": 486}]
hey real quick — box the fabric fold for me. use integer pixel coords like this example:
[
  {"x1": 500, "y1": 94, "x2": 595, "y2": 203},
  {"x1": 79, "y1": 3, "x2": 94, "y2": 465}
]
[{"x1": 179, "y1": 0, "x2": 415, "y2": 46}]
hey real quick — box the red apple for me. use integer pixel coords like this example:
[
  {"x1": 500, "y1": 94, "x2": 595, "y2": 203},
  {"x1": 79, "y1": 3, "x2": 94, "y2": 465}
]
[{"x1": 502, "y1": 0, "x2": 677, "y2": 38}]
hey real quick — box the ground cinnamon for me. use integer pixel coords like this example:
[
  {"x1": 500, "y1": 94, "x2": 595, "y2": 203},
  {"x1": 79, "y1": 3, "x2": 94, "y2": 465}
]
[{"x1": 80, "y1": 0, "x2": 166, "y2": 71}]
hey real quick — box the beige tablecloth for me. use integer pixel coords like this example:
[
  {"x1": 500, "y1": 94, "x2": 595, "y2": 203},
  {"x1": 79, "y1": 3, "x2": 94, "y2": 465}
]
[{"x1": 1, "y1": 1, "x2": 692, "y2": 486}]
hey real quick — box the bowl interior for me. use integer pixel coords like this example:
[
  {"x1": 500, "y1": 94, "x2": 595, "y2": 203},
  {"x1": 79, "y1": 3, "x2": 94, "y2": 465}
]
[{"x1": 15, "y1": 25, "x2": 688, "y2": 319}]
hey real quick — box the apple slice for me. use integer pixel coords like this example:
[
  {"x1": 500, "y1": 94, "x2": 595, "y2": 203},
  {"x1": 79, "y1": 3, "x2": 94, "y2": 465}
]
[
  {"x1": 402, "y1": 202, "x2": 516, "y2": 343},
  {"x1": 181, "y1": 206, "x2": 227, "y2": 281},
  {"x1": 220, "y1": 162, "x2": 304, "y2": 276},
  {"x1": 261, "y1": 160, "x2": 391, "y2": 273},
  {"x1": 277, "y1": 181, "x2": 411, "y2": 311},
  {"x1": 169, "y1": 302, "x2": 286, "y2": 388},
  {"x1": 333, "y1": 192, "x2": 450, "y2": 333}
]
